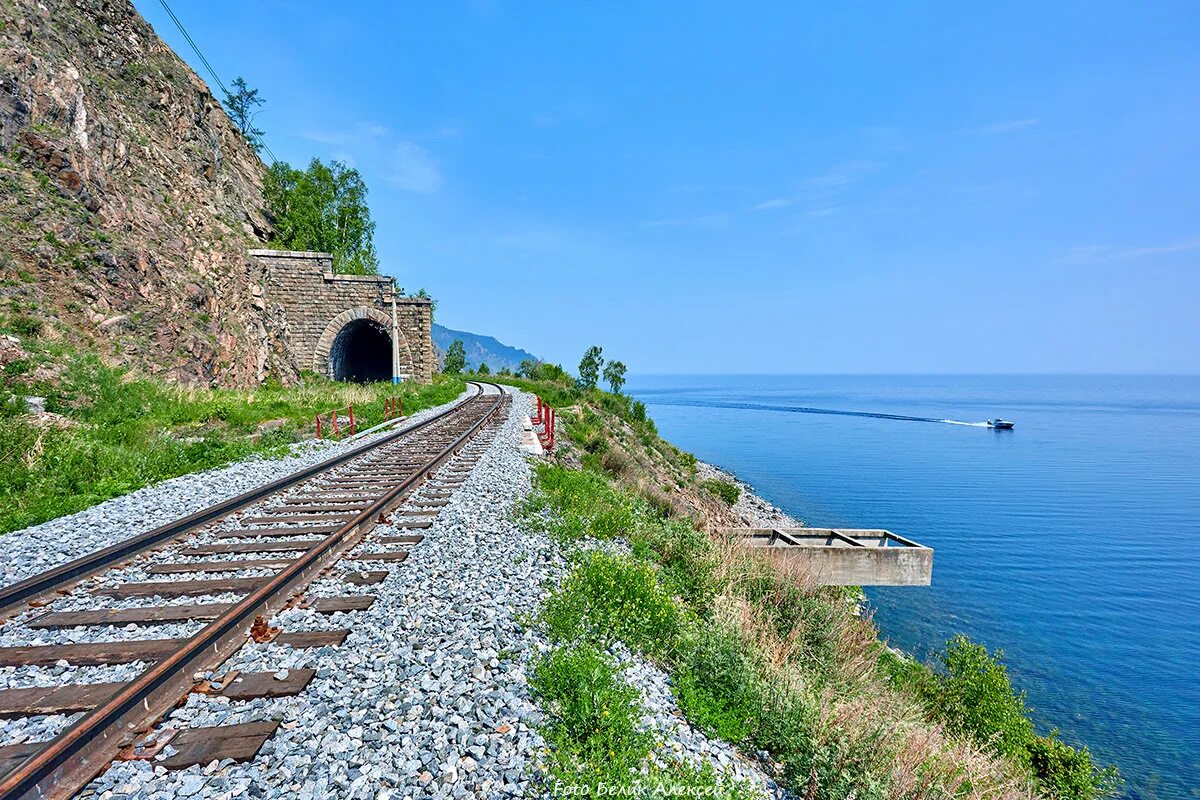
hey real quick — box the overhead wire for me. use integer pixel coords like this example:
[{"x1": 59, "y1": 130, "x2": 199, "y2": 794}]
[{"x1": 155, "y1": 0, "x2": 280, "y2": 164}]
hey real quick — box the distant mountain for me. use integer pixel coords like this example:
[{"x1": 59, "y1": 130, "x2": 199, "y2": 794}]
[{"x1": 431, "y1": 323, "x2": 539, "y2": 373}]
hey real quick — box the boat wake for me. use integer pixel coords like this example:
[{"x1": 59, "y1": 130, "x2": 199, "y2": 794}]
[{"x1": 646, "y1": 398, "x2": 990, "y2": 427}]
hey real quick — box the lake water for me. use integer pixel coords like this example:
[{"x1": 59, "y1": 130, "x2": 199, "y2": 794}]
[{"x1": 628, "y1": 375, "x2": 1200, "y2": 799}]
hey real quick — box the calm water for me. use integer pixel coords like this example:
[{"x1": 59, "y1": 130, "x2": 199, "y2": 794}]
[{"x1": 628, "y1": 375, "x2": 1200, "y2": 800}]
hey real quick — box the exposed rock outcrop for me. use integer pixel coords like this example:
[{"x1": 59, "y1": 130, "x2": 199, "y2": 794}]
[{"x1": 0, "y1": 0, "x2": 291, "y2": 385}]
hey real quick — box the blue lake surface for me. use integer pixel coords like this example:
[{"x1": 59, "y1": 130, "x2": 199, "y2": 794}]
[{"x1": 628, "y1": 375, "x2": 1200, "y2": 799}]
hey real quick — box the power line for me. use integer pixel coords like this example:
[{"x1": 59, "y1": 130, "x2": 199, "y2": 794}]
[{"x1": 155, "y1": 0, "x2": 279, "y2": 164}]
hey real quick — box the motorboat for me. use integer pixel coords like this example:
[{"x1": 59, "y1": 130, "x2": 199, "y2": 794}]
[{"x1": 987, "y1": 418, "x2": 1015, "y2": 429}]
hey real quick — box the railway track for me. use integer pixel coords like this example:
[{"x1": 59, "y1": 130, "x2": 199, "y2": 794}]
[{"x1": 0, "y1": 382, "x2": 512, "y2": 799}]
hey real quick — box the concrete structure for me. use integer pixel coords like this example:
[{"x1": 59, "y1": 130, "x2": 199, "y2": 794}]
[
  {"x1": 249, "y1": 249, "x2": 436, "y2": 383},
  {"x1": 719, "y1": 527, "x2": 933, "y2": 586}
]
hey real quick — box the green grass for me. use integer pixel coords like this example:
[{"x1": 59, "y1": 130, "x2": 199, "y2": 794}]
[
  {"x1": 522, "y1": 462, "x2": 639, "y2": 542},
  {"x1": 1, "y1": 349, "x2": 463, "y2": 533}
]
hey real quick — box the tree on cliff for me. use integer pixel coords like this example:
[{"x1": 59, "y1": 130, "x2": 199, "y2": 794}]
[
  {"x1": 223, "y1": 77, "x2": 265, "y2": 153},
  {"x1": 264, "y1": 159, "x2": 380, "y2": 275},
  {"x1": 577, "y1": 346, "x2": 603, "y2": 390},
  {"x1": 603, "y1": 360, "x2": 627, "y2": 394},
  {"x1": 443, "y1": 340, "x2": 466, "y2": 374}
]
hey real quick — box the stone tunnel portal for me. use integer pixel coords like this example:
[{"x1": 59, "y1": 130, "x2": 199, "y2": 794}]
[{"x1": 329, "y1": 318, "x2": 392, "y2": 383}]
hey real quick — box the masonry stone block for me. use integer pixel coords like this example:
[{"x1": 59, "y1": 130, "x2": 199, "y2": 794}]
[{"x1": 247, "y1": 249, "x2": 435, "y2": 383}]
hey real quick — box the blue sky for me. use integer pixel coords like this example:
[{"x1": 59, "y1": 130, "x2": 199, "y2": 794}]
[{"x1": 137, "y1": 1, "x2": 1199, "y2": 374}]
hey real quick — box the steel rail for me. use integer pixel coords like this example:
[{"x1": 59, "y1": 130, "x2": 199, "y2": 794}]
[
  {"x1": 0, "y1": 382, "x2": 507, "y2": 799},
  {"x1": 0, "y1": 383, "x2": 486, "y2": 620}
]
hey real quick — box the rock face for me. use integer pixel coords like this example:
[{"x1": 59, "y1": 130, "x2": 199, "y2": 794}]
[{"x1": 0, "y1": 0, "x2": 293, "y2": 385}]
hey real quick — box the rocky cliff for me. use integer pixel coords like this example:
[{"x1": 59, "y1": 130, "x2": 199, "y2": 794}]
[{"x1": 0, "y1": 0, "x2": 292, "y2": 385}]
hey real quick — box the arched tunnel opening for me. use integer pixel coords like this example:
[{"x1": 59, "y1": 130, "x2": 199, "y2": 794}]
[{"x1": 329, "y1": 318, "x2": 392, "y2": 383}]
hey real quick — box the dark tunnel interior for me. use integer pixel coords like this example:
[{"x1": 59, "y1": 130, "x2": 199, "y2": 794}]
[{"x1": 329, "y1": 319, "x2": 391, "y2": 383}]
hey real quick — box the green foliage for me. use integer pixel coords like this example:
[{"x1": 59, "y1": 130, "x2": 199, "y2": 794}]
[
  {"x1": 222, "y1": 77, "x2": 265, "y2": 152},
  {"x1": 522, "y1": 463, "x2": 638, "y2": 542},
  {"x1": 767, "y1": 698, "x2": 891, "y2": 800},
  {"x1": 476, "y1": 362, "x2": 490, "y2": 375},
  {"x1": 577, "y1": 345, "x2": 603, "y2": 390},
  {"x1": 701, "y1": 478, "x2": 740, "y2": 506},
  {"x1": 540, "y1": 550, "x2": 681, "y2": 659},
  {"x1": 1029, "y1": 732, "x2": 1121, "y2": 800},
  {"x1": 4, "y1": 314, "x2": 42, "y2": 338},
  {"x1": 602, "y1": 359, "x2": 627, "y2": 394},
  {"x1": 264, "y1": 158, "x2": 379, "y2": 274},
  {"x1": 524, "y1": 465, "x2": 909, "y2": 799},
  {"x1": 888, "y1": 636, "x2": 1120, "y2": 799},
  {"x1": 518, "y1": 359, "x2": 573, "y2": 385},
  {"x1": 629, "y1": 517, "x2": 718, "y2": 612},
  {"x1": 930, "y1": 636, "x2": 1035, "y2": 763},
  {"x1": 0, "y1": 353, "x2": 463, "y2": 533},
  {"x1": 530, "y1": 644, "x2": 654, "y2": 789},
  {"x1": 442, "y1": 340, "x2": 466, "y2": 375},
  {"x1": 674, "y1": 624, "x2": 764, "y2": 744},
  {"x1": 733, "y1": 559, "x2": 846, "y2": 676}
]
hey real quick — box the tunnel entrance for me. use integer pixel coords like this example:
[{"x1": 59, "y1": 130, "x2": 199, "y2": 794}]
[{"x1": 329, "y1": 318, "x2": 391, "y2": 383}]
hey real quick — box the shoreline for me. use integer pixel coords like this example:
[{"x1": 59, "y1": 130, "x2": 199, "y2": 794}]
[{"x1": 696, "y1": 460, "x2": 802, "y2": 529}]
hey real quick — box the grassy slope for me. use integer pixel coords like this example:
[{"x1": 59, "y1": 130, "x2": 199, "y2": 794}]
[
  {"x1": 495, "y1": 370, "x2": 1119, "y2": 800},
  {"x1": 0, "y1": 324, "x2": 464, "y2": 533}
]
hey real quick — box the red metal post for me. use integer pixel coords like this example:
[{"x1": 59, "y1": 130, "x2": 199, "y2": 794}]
[
  {"x1": 332, "y1": 411, "x2": 340, "y2": 437},
  {"x1": 348, "y1": 405, "x2": 356, "y2": 436},
  {"x1": 315, "y1": 413, "x2": 323, "y2": 439}
]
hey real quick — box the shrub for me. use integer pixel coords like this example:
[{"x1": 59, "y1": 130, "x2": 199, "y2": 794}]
[
  {"x1": 673, "y1": 624, "x2": 763, "y2": 744},
  {"x1": 701, "y1": 478, "x2": 740, "y2": 506},
  {"x1": 630, "y1": 518, "x2": 718, "y2": 612},
  {"x1": 929, "y1": 636, "x2": 1035, "y2": 764},
  {"x1": 531, "y1": 644, "x2": 653, "y2": 788},
  {"x1": 540, "y1": 550, "x2": 681, "y2": 658},
  {"x1": 6, "y1": 314, "x2": 43, "y2": 338},
  {"x1": 1029, "y1": 732, "x2": 1121, "y2": 799}
]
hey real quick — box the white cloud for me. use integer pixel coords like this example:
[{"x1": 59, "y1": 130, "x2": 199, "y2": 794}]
[
  {"x1": 966, "y1": 118, "x2": 1040, "y2": 135},
  {"x1": 753, "y1": 196, "x2": 799, "y2": 210},
  {"x1": 753, "y1": 160, "x2": 880, "y2": 212},
  {"x1": 388, "y1": 142, "x2": 443, "y2": 193},
  {"x1": 1059, "y1": 239, "x2": 1200, "y2": 262}
]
